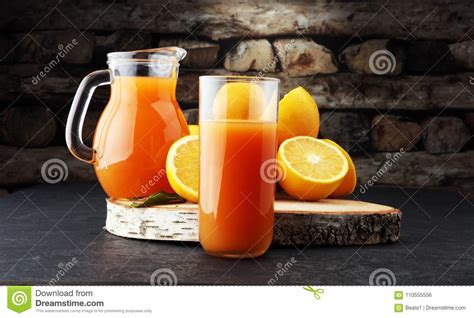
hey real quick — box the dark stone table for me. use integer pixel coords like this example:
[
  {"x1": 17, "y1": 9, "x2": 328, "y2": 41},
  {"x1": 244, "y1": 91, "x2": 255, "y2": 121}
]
[{"x1": 0, "y1": 183, "x2": 473, "y2": 285}]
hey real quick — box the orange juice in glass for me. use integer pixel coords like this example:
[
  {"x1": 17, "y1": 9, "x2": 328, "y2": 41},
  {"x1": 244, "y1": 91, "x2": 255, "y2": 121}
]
[{"x1": 199, "y1": 76, "x2": 279, "y2": 258}]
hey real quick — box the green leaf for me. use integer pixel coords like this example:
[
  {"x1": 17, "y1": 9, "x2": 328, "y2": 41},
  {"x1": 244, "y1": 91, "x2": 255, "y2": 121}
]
[{"x1": 130, "y1": 191, "x2": 186, "y2": 208}]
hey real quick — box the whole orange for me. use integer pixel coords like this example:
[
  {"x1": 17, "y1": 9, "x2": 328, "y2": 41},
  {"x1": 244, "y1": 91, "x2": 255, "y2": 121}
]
[{"x1": 277, "y1": 86, "x2": 319, "y2": 145}]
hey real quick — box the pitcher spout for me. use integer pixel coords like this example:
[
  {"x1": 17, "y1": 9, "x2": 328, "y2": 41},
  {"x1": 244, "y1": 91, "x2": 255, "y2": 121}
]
[
  {"x1": 162, "y1": 46, "x2": 187, "y2": 62},
  {"x1": 107, "y1": 47, "x2": 187, "y2": 65}
]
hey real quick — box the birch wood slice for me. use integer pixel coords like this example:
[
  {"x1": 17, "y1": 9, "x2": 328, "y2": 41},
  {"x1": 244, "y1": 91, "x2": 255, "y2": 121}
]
[{"x1": 105, "y1": 198, "x2": 401, "y2": 246}]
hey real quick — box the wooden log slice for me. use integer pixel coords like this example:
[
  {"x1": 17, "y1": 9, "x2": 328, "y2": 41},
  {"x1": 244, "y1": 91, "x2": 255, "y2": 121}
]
[{"x1": 105, "y1": 199, "x2": 401, "y2": 246}]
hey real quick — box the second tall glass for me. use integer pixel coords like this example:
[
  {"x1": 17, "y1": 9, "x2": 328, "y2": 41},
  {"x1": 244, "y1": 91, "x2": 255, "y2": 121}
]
[{"x1": 199, "y1": 76, "x2": 279, "y2": 258}]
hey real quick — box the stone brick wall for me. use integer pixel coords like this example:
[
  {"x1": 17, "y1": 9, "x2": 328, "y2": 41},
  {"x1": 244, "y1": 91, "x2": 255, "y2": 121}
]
[{"x1": 0, "y1": 0, "x2": 473, "y2": 192}]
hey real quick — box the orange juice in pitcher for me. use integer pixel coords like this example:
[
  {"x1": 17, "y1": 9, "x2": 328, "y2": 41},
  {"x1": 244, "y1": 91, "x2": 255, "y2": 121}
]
[{"x1": 66, "y1": 48, "x2": 189, "y2": 198}]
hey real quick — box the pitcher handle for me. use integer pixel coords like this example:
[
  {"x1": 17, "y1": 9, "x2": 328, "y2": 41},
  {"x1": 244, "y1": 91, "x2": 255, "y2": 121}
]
[{"x1": 66, "y1": 70, "x2": 111, "y2": 164}]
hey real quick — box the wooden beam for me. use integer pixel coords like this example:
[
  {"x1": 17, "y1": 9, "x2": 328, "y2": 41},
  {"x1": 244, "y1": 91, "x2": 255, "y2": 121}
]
[
  {"x1": 3, "y1": 1, "x2": 473, "y2": 41},
  {"x1": 0, "y1": 145, "x2": 472, "y2": 191},
  {"x1": 353, "y1": 150, "x2": 474, "y2": 192},
  {"x1": 3, "y1": 65, "x2": 473, "y2": 110},
  {"x1": 0, "y1": 145, "x2": 95, "y2": 187},
  {"x1": 177, "y1": 70, "x2": 474, "y2": 110}
]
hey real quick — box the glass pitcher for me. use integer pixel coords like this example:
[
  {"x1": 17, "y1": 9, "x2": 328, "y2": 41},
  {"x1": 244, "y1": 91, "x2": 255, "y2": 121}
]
[{"x1": 66, "y1": 47, "x2": 189, "y2": 199}]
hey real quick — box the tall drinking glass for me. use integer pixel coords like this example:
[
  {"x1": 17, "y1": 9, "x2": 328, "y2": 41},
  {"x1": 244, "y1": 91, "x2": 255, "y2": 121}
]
[{"x1": 199, "y1": 76, "x2": 279, "y2": 258}]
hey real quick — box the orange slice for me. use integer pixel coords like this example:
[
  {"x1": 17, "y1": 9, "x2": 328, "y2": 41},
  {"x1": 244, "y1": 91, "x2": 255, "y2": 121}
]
[
  {"x1": 322, "y1": 139, "x2": 357, "y2": 197},
  {"x1": 278, "y1": 136, "x2": 348, "y2": 201},
  {"x1": 166, "y1": 135, "x2": 199, "y2": 202}
]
